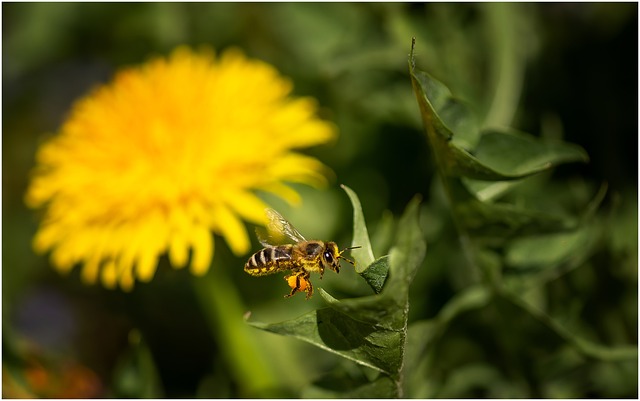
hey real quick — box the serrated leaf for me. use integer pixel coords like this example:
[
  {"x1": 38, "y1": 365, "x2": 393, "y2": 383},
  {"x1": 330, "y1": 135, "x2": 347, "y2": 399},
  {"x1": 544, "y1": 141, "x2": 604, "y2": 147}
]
[
  {"x1": 448, "y1": 179, "x2": 577, "y2": 239},
  {"x1": 409, "y1": 42, "x2": 587, "y2": 182},
  {"x1": 455, "y1": 178, "x2": 604, "y2": 242},
  {"x1": 341, "y1": 184, "x2": 375, "y2": 270},
  {"x1": 411, "y1": 69, "x2": 481, "y2": 150},
  {"x1": 319, "y1": 195, "x2": 427, "y2": 380},
  {"x1": 463, "y1": 129, "x2": 589, "y2": 200},
  {"x1": 248, "y1": 307, "x2": 403, "y2": 375},
  {"x1": 410, "y1": 66, "x2": 509, "y2": 181},
  {"x1": 248, "y1": 193, "x2": 427, "y2": 387},
  {"x1": 321, "y1": 196, "x2": 426, "y2": 332}
]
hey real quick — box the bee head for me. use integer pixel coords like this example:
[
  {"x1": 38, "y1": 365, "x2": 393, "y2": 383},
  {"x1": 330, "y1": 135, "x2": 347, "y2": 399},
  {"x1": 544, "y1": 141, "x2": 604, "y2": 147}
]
[{"x1": 322, "y1": 242, "x2": 359, "y2": 274}]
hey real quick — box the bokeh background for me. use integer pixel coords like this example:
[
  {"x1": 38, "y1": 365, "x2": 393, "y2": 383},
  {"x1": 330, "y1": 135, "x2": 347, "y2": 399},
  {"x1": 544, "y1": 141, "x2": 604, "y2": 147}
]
[{"x1": 3, "y1": 3, "x2": 637, "y2": 398}]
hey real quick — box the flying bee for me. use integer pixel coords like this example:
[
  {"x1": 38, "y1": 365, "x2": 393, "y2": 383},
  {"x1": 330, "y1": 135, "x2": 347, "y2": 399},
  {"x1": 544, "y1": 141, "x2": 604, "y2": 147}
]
[{"x1": 244, "y1": 208, "x2": 359, "y2": 299}]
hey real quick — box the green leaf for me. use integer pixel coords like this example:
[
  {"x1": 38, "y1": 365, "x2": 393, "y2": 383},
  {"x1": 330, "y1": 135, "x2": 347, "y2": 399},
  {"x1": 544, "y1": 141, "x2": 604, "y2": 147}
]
[
  {"x1": 386, "y1": 196, "x2": 427, "y2": 292},
  {"x1": 462, "y1": 128, "x2": 589, "y2": 200},
  {"x1": 449, "y1": 179, "x2": 577, "y2": 239},
  {"x1": 410, "y1": 69, "x2": 481, "y2": 150},
  {"x1": 409, "y1": 66, "x2": 508, "y2": 181},
  {"x1": 321, "y1": 196, "x2": 425, "y2": 332},
  {"x1": 402, "y1": 321, "x2": 437, "y2": 397},
  {"x1": 359, "y1": 256, "x2": 390, "y2": 294},
  {"x1": 402, "y1": 288, "x2": 493, "y2": 397},
  {"x1": 409, "y1": 41, "x2": 587, "y2": 182},
  {"x1": 341, "y1": 184, "x2": 375, "y2": 270},
  {"x1": 456, "y1": 181, "x2": 607, "y2": 248},
  {"x1": 370, "y1": 210, "x2": 396, "y2": 258},
  {"x1": 304, "y1": 368, "x2": 397, "y2": 398},
  {"x1": 320, "y1": 288, "x2": 403, "y2": 331},
  {"x1": 433, "y1": 285, "x2": 492, "y2": 327},
  {"x1": 504, "y1": 227, "x2": 596, "y2": 270},
  {"x1": 475, "y1": 128, "x2": 588, "y2": 175},
  {"x1": 248, "y1": 191, "x2": 426, "y2": 397},
  {"x1": 248, "y1": 307, "x2": 403, "y2": 376}
]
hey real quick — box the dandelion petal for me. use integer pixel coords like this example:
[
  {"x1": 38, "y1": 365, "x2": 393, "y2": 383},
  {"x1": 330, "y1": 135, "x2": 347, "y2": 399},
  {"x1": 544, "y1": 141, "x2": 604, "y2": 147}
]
[
  {"x1": 101, "y1": 260, "x2": 118, "y2": 289},
  {"x1": 211, "y1": 206, "x2": 250, "y2": 256},
  {"x1": 190, "y1": 227, "x2": 213, "y2": 276}
]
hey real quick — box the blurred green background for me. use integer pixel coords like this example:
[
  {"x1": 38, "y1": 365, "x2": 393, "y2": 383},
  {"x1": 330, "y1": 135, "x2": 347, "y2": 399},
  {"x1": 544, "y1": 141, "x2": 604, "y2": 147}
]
[{"x1": 3, "y1": 3, "x2": 637, "y2": 398}]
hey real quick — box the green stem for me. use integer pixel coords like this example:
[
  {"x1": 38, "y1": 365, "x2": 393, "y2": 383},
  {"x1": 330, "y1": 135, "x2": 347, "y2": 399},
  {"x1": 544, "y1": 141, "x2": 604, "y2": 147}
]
[
  {"x1": 192, "y1": 269, "x2": 281, "y2": 397},
  {"x1": 481, "y1": 3, "x2": 528, "y2": 128}
]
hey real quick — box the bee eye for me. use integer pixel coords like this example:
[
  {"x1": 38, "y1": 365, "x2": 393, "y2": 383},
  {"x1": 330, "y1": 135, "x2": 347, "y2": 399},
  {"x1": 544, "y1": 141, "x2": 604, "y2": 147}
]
[{"x1": 324, "y1": 251, "x2": 333, "y2": 261}]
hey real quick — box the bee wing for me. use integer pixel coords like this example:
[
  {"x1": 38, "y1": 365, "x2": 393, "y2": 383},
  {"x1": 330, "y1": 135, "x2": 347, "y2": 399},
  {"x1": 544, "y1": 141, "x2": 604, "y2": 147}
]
[{"x1": 255, "y1": 208, "x2": 307, "y2": 246}]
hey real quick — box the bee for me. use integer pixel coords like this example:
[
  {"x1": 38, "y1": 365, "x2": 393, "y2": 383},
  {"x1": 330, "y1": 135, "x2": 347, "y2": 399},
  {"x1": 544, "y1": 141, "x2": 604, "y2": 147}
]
[{"x1": 244, "y1": 208, "x2": 359, "y2": 299}]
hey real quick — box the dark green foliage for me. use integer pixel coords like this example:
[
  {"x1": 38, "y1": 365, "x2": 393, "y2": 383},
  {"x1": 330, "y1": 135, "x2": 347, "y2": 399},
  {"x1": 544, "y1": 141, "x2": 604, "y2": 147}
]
[
  {"x1": 4, "y1": 3, "x2": 636, "y2": 398},
  {"x1": 247, "y1": 38, "x2": 637, "y2": 398}
]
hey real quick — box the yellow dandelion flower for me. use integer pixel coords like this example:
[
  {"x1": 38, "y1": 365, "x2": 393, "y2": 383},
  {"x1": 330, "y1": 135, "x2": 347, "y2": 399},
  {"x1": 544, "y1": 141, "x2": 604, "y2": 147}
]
[{"x1": 25, "y1": 46, "x2": 336, "y2": 291}]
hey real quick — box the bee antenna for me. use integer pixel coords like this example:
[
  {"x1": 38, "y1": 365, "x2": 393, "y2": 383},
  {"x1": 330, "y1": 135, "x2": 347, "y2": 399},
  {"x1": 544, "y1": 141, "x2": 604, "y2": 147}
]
[
  {"x1": 339, "y1": 255, "x2": 357, "y2": 266},
  {"x1": 339, "y1": 245, "x2": 361, "y2": 266}
]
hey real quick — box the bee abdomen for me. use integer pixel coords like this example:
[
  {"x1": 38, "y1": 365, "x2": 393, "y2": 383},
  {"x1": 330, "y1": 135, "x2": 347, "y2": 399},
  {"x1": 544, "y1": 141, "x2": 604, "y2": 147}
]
[{"x1": 244, "y1": 246, "x2": 292, "y2": 276}]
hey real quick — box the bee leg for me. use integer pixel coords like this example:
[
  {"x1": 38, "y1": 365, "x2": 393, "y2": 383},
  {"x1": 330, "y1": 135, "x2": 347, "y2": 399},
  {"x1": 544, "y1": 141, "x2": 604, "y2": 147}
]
[
  {"x1": 284, "y1": 272, "x2": 313, "y2": 299},
  {"x1": 284, "y1": 272, "x2": 307, "y2": 298},
  {"x1": 305, "y1": 279, "x2": 314, "y2": 300}
]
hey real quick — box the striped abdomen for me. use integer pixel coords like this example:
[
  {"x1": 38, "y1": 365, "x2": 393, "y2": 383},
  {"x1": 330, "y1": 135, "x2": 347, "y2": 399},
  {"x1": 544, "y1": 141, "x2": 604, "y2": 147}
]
[{"x1": 244, "y1": 245, "x2": 294, "y2": 276}]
